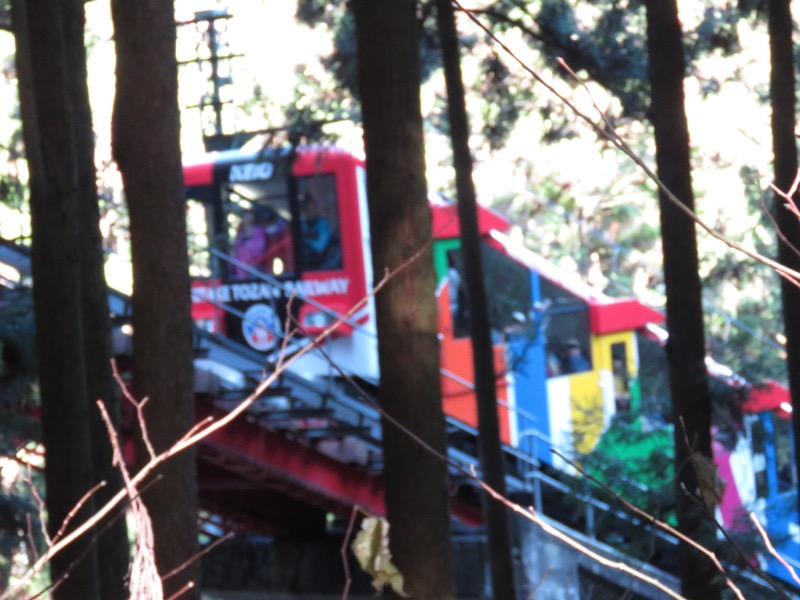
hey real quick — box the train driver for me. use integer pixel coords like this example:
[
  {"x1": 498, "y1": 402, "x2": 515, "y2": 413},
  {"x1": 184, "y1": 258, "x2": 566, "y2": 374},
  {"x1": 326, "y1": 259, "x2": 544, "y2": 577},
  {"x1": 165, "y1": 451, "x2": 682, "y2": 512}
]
[{"x1": 301, "y1": 192, "x2": 334, "y2": 270}]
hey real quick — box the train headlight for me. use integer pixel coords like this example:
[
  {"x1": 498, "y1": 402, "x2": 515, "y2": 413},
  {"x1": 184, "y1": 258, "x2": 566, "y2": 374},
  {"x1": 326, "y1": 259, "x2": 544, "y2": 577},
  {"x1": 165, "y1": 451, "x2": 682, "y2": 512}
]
[
  {"x1": 299, "y1": 304, "x2": 354, "y2": 338},
  {"x1": 302, "y1": 311, "x2": 336, "y2": 330}
]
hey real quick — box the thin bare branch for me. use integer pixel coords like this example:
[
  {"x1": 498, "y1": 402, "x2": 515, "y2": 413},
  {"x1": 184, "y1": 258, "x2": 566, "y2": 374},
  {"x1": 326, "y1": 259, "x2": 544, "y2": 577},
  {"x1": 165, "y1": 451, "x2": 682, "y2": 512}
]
[
  {"x1": 22, "y1": 466, "x2": 50, "y2": 547},
  {"x1": 303, "y1": 324, "x2": 694, "y2": 598},
  {"x1": 160, "y1": 532, "x2": 234, "y2": 583},
  {"x1": 340, "y1": 506, "x2": 360, "y2": 600},
  {"x1": 525, "y1": 566, "x2": 552, "y2": 600},
  {"x1": 469, "y1": 465, "x2": 689, "y2": 600},
  {"x1": 97, "y1": 399, "x2": 162, "y2": 600},
  {"x1": 454, "y1": 0, "x2": 800, "y2": 289},
  {"x1": 178, "y1": 417, "x2": 214, "y2": 444},
  {"x1": 112, "y1": 360, "x2": 157, "y2": 460},
  {"x1": 553, "y1": 449, "x2": 776, "y2": 600},
  {"x1": 26, "y1": 513, "x2": 40, "y2": 563},
  {"x1": 52, "y1": 481, "x2": 106, "y2": 543},
  {"x1": 0, "y1": 249, "x2": 406, "y2": 600},
  {"x1": 164, "y1": 581, "x2": 194, "y2": 600},
  {"x1": 766, "y1": 179, "x2": 800, "y2": 263},
  {"x1": 750, "y1": 512, "x2": 800, "y2": 587}
]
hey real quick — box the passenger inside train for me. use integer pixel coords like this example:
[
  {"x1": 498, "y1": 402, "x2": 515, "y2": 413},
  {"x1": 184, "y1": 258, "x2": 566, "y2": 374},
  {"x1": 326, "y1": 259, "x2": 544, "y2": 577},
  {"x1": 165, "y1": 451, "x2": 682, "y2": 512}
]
[
  {"x1": 231, "y1": 205, "x2": 293, "y2": 277},
  {"x1": 232, "y1": 208, "x2": 267, "y2": 277},
  {"x1": 300, "y1": 192, "x2": 336, "y2": 270},
  {"x1": 562, "y1": 338, "x2": 591, "y2": 374}
]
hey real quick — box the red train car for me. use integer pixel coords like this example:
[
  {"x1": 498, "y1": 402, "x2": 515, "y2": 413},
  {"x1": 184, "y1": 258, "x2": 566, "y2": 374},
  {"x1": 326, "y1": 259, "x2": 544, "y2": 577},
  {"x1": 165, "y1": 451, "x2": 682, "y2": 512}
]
[{"x1": 185, "y1": 146, "x2": 380, "y2": 381}]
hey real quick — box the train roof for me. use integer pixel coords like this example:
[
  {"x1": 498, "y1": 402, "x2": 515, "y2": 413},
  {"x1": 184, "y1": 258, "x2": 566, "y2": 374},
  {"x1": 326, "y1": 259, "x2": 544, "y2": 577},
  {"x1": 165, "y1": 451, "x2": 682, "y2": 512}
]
[
  {"x1": 644, "y1": 323, "x2": 792, "y2": 418},
  {"x1": 489, "y1": 229, "x2": 665, "y2": 334},
  {"x1": 183, "y1": 145, "x2": 364, "y2": 189},
  {"x1": 429, "y1": 196, "x2": 511, "y2": 238}
]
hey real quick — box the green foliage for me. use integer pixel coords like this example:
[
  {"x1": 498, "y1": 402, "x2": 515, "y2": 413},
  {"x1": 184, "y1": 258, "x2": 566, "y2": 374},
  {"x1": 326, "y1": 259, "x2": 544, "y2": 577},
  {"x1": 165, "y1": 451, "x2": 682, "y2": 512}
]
[
  {"x1": 589, "y1": 414, "x2": 675, "y2": 506},
  {"x1": 562, "y1": 412, "x2": 676, "y2": 561},
  {"x1": 296, "y1": 0, "x2": 440, "y2": 103},
  {"x1": 0, "y1": 127, "x2": 27, "y2": 211},
  {"x1": 697, "y1": 164, "x2": 787, "y2": 383},
  {"x1": 319, "y1": 8, "x2": 359, "y2": 100},
  {"x1": 534, "y1": 0, "x2": 649, "y2": 117},
  {"x1": 291, "y1": 0, "x2": 789, "y2": 403},
  {"x1": 478, "y1": 53, "x2": 525, "y2": 148},
  {"x1": 690, "y1": 5, "x2": 743, "y2": 58},
  {"x1": 707, "y1": 297, "x2": 788, "y2": 384},
  {"x1": 283, "y1": 70, "x2": 352, "y2": 145},
  {"x1": 296, "y1": 0, "x2": 342, "y2": 28}
]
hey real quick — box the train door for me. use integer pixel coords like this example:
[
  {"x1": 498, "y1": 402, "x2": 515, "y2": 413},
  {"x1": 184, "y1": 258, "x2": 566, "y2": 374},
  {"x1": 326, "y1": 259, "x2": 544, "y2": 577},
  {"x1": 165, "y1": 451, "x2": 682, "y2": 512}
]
[
  {"x1": 593, "y1": 334, "x2": 639, "y2": 421},
  {"x1": 536, "y1": 277, "x2": 599, "y2": 459},
  {"x1": 433, "y1": 240, "x2": 530, "y2": 446},
  {"x1": 214, "y1": 155, "x2": 298, "y2": 352},
  {"x1": 747, "y1": 410, "x2": 796, "y2": 499}
]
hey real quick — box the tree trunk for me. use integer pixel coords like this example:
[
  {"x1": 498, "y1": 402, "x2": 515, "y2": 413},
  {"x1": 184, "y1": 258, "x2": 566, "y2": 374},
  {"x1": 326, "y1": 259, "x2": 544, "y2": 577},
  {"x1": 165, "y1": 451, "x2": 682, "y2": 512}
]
[
  {"x1": 111, "y1": 0, "x2": 199, "y2": 597},
  {"x1": 767, "y1": 0, "x2": 800, "y2": 517},
  {"x1": 63, "y1": 2, "x2": 130, "y2": 596},
  {"x1": 14, "y1": 1, "x2": 100, "y2": 597},
  {"x1": 352, "y1": 1, "x2": 457, "y2": 598},
  {"x1": 435, "y1": 2, "x2": 516, "y2": 598},
  {"x1": 643, "y1": 1, "x2": 720, "y2": 598}
]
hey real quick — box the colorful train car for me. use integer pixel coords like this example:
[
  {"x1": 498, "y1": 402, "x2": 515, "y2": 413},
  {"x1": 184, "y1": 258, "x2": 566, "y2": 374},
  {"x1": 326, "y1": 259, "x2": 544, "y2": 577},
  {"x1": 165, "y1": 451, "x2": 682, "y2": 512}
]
[
  {"x1": 429, "y1": 203, "x2": 664, "y2": 461},
  {"x1": 183, "y1": 144, "x2": 800, "y2": 586}
]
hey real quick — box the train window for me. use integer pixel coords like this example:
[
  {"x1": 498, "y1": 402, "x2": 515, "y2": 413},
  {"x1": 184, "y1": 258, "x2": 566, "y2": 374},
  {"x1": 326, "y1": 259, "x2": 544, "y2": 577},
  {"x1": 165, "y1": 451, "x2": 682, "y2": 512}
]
[
  {"x1": 482, "y1": 244, "x2": 532, "y2": 333},
  {"x1": 186, "y1": 199, "x2": 211, "y2": 277},
  {"x1": 774, "y1": 415, "x2": 795, "y2": 493},
  {"x1": 447, "y1": 250, "x2": 469, "y2": 337},
  {"x1": 611, "y1": 342, "x2": 631, "y2": 412},
  {"x1": 748, "y1": 415, "x2": 769, "y2": 499},
  {"x1": 224, "y1": 177, "x2": 294, "y2": 279},
  {"x1": 539, "y1": 278, "x2": 592, "y2": 375},
  {"x1": 446, "y1": 244, "x2": 532, "y2": 340},
  {"x1": 296, "y1": 175, "x2": 342, "y2": 271},
  {"x1": 634, "y1": 332, "x2": 670, "y2": 427}
]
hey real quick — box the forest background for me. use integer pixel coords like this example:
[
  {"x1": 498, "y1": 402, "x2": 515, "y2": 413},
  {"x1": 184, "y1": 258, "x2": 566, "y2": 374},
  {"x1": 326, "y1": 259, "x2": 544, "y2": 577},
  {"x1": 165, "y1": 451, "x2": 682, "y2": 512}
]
[
  {"x1": 0, "y1": 0, "x2": 787, "y2": 380},
  {"x1": 0, "y1": 0, "x2": 795, "y2": 597}
]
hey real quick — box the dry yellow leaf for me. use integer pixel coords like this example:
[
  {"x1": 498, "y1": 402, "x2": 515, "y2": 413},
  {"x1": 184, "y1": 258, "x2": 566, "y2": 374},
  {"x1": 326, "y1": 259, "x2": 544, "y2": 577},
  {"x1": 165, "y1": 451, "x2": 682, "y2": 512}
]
[{"x1": 351, "y1": 515, "x2": 408, "y2": 597}]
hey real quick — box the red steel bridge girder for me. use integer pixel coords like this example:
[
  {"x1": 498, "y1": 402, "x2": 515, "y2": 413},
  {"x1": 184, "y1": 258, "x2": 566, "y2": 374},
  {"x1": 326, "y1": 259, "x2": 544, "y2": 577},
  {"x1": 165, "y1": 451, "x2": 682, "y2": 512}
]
[{"x1": 195, "y1": 399, "x2": 482, "y2": 529}]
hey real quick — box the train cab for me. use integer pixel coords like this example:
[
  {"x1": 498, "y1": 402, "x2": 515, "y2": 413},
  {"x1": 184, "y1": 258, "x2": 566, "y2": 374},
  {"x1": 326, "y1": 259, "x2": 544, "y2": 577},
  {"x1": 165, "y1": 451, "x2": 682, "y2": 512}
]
[
  {"x1": 184, "y1": 145, "x2": 379, "y2": 381},
  {"x1": 430, "y1": 201, "x2": 665, "y2": 463}
]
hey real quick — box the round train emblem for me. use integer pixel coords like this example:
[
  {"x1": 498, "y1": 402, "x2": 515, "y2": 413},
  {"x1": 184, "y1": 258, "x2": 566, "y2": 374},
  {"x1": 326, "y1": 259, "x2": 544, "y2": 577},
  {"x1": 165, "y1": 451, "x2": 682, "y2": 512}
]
[{"x1": 241, "y1": 303, "x2": 280, "y2": 351}]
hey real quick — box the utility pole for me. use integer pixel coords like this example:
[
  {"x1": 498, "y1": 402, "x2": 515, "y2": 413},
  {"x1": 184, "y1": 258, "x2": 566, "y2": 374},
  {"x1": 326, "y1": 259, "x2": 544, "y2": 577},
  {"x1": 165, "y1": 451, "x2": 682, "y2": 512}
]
[{"x1": 178, "y1": 9, "x2": 242, "y2": 150}]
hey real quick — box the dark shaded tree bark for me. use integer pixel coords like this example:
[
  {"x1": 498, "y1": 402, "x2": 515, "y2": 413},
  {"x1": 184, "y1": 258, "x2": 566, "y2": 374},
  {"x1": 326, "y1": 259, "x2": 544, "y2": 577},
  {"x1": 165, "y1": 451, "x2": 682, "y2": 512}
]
[
  {"x1": 435, "y1": 1, "x2": 516, "y2": 598},
  {"x1": 352, "y1": 0, "x2": 457, "y2": 598},
  {"x1": 15, "y1": 0, "x2": 128, "y2": 597},
  {"x1": 643, "y1": 1, "x2": 721, "y2": 598},
  {"x1": 62, "y1": 3, "x2": 130, "y2": 596},
  {"x1": 13, "y1": 1, "x2": 100, "y2": 597},
  {"x1": 767, "y1": 0, "x2": 800, "y2": 518},
  {"x1": 111, "y1": 0, "x2": 199, "y2": 597}
]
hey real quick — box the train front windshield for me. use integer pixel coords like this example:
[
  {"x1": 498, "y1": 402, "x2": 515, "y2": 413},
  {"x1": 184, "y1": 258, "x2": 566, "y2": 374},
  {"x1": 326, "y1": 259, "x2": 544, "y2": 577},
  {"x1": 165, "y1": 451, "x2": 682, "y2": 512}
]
[
  {"x1": 224, "y1": 176, "x2": 295, "y2": 278},
  {"x1": 186, "y1": 152, "x2": 348, "y2": 348},
  {"x1": 207, "y1": 171, "x2": 343, "y2": 281}
]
